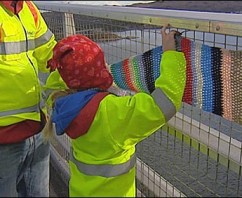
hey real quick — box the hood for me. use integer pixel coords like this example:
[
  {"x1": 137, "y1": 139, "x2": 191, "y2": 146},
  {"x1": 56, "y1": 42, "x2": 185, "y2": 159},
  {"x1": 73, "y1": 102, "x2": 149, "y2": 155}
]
[
  {"x1": 52, "y1": 89, "x2": 98, "y2": 136},
  {"x1": 48, "y1": 34, "x2": 113, "y2": 91}
]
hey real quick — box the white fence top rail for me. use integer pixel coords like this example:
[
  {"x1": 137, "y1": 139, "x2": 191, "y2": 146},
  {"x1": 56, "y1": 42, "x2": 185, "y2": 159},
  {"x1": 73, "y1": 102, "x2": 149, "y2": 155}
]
[{"x1": 35, "y1": 1, "x2": 242, "y2": 23}]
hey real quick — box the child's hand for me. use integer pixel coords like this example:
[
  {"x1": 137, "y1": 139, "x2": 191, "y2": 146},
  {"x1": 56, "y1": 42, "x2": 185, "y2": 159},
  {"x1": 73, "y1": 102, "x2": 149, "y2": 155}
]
[{"x1": 161, "y1": 25, "x2": 177, "y2": 52}]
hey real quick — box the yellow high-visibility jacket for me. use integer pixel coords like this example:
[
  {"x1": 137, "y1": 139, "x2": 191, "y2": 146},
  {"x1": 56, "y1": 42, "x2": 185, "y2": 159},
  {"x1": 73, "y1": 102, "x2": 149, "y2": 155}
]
[
  {"x1": 65, "y1": 51, "x2": 187, "y2": 197},
  {"x1": 0, "y1": 1, "x2": 64, "y2": 126}
]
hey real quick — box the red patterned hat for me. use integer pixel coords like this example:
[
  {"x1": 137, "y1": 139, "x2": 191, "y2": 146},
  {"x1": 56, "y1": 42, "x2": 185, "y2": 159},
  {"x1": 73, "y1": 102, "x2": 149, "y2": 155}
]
[{"x1": 48, "y1": 34, "x2": 113, "y2": 90}]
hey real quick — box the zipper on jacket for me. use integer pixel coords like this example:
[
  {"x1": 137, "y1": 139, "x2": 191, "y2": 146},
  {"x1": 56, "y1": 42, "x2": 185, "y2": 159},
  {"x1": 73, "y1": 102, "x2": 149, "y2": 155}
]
[
  {"x1": 12, "y1": 0, "x2": 17, "y2": 14},
  {"x1": 16, "y1": 14, "x2": 41, "y2": 112}
]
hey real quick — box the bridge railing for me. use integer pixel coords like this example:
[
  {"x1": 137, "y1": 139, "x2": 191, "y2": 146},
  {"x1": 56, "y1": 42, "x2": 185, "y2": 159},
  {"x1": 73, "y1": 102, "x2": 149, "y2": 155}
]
[{"x1": 36, "y1": 2, "x2": 242, "y2": 197}]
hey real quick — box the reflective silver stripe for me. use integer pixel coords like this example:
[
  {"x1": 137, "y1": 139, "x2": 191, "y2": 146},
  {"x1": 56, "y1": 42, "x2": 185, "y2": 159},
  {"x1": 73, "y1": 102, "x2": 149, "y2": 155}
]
[
  {"x1": 43, "y1": 89, "x2": 55, "y2": 102},
  {"x1": 35, "y1": 29, "x2": 54, "y2": 48},
  {"x1": 28, "y1": 39, "x2": 35, "y2": 51},
  {"x1": 0, "y1": 29, "x2": 53, "y2": 55},
  {"x1": 0, "y1": 40, "x2": 30, "y2": 55},
  {"x1": 39, "y1": 98, "x2": 46, "y2": 110},
  {"x1": 70, "y1": 150, "x2": 136, "y2": 177},
  {"x1": 0, "y1": 104, "x2": 39, "y2": 117},
  {"x1": 151, "y1": 88, "x2": 176, "y2": 121}
]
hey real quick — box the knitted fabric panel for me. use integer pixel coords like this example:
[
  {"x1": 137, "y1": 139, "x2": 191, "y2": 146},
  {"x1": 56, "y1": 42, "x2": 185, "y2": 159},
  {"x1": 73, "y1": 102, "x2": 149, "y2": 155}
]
[
  {"x1": 230, "y1": 51, "x2": 242, "y2": 124},
  {"x1": 110, "y1": 36, "x2": 242, "y2": 124},
  {"x1": 110, "y1": 46, "x2": 162, "y2": 93}
]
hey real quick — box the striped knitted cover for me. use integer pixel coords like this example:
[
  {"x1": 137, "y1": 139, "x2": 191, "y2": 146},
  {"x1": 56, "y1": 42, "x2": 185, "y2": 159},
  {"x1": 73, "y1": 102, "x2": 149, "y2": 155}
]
[{"x1": 110, "y1": 36, "x2": 242, "y2": 124}]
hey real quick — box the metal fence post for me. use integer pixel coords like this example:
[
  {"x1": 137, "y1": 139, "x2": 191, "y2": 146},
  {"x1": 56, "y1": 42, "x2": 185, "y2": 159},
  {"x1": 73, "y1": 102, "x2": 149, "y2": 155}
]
[{"x1": 63, "y1": 13, "x2": 76, "y2": 37}]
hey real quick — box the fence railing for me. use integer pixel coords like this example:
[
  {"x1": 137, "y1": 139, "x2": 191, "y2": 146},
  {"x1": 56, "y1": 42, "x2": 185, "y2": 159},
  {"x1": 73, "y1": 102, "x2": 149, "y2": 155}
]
[{"x1": 36, "y1": 2, "x2": 242, "y2": 197}]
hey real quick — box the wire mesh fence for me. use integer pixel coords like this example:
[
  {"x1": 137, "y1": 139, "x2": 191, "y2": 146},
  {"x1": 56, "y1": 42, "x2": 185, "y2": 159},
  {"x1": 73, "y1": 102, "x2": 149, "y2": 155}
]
[{"x1": 37, "y1": 2, "x2": 242, "y2": 197}]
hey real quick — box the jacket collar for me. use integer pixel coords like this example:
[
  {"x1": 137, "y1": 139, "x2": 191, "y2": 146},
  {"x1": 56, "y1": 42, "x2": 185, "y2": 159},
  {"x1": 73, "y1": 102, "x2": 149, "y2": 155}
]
[{"x1": 0, "y1": 1, "x2": 24, "y2": 14}]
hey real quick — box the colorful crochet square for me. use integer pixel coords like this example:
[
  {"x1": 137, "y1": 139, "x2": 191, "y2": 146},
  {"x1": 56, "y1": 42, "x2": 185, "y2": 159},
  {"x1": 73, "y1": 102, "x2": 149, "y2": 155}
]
[{"x1": 110, "y1": 36, "x2": 242, "y2": 124}]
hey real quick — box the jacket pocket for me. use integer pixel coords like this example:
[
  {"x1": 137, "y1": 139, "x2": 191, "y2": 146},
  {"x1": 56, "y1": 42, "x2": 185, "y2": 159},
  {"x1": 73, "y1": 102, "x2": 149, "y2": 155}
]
[{"x1": 1, "y1": 22, "x2": 22, "y2": 61}]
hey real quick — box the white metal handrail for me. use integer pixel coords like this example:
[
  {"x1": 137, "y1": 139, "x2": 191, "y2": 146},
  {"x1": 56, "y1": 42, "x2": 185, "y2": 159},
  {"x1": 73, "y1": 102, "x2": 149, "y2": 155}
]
[{"x1": 35, "y1": 1, "x2": 242, "y2": 36}]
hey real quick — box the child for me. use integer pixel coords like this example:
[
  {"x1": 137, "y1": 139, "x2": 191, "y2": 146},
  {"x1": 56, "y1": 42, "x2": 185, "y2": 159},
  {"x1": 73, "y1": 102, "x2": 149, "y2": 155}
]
[{"x1": 46, "y1": 25, "x2": 186, "y2": 197}]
